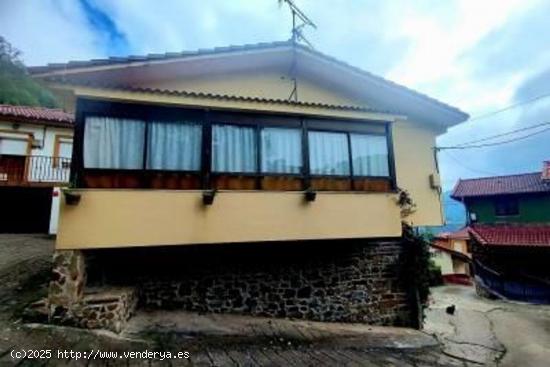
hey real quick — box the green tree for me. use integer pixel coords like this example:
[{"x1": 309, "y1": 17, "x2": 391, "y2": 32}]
[{"x1": 0, "y1": 36, "x2": 58, "y2": 107}]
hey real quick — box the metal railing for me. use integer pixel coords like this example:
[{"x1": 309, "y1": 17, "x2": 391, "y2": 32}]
[
  {"x1": 0, "y1": 155, "x2": 71, "y2": 186},
  {"x1": 474, "y1": 259, "x2": 550, "y2": 304}
]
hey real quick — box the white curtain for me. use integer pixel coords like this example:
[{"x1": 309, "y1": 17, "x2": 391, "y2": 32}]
[
  {"x1": 147, "y1": 121, "x2": 202, "y2": 171},
  {"x1": 350, "y1": 134, "x2": 389, "y2": 176},
  {"x1": 308, "y1": 131, "x2": 350, "y2": 175},
  {"x1": 261, "y1": 128, "x2": 302, "y2": 174},
  {"x1": 84, "y1": 116, "x2": 145, "y2": 169},
  {"x1": 212, "y1": 124, "x2": 256, "y2": 173}
]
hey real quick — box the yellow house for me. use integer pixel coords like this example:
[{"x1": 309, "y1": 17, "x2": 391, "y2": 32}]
[{"x1": 30, "y1": 41, "x2": 468, "y2": 330}]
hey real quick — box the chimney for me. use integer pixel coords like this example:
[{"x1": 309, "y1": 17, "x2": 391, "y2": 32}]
[{"x1": 543, "y1": 160, "x2": 550, "y2": 182}]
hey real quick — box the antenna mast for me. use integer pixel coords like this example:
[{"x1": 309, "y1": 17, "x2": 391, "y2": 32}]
[
  {"x1": 279, "y1": 0, "x2": 317, "y2": 101},
  {"x1": 279, "y1": 0, "x2": 317, "y2": 47}
]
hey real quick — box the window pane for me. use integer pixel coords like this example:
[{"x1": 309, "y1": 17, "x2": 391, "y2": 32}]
[
  {"x1": 494, "y1": 198, "x2": 519, "y2": 216},
  {"x1": 261, "y1": 128, "x2": 302, "y2": 174},
  {"x1": 308, "y1": 131, "x2": 350, "y2": 175},
  {"x1": 212, "y1": 124, "x2": 257, "y2": 173},
  {"x1": 84, "y1": 116, "x2": 145, "y2": 169},
  {"x1": 59, "y1": 141, "x2": 73, "y2": 158},
  {"x1": 147, "y1": 121, "x2": 202, "y2": 171},
  {"x1": 351, "y1": 134, "x2": 389, "y2": 176}
]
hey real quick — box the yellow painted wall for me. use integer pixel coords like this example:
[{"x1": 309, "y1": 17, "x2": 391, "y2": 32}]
[
  {"x1": 47, "y1": 73, "x2": 445, "y2": 249},
  {"x1": 137, "y1": 71, "x2": 367, "y2": 107},
  {"x1": 431, "y1": 250, "x2": 454, "y2": 275},
  {"x1": 393, "y1": 119, "x2": 443, "y2": 226},
  {"x1": 56, "y1": 190, "x2": 402, "y2": 249}
]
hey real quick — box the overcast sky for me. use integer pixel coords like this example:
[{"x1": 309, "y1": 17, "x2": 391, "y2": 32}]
[{"x1": 0, "y1": 0, "x2": 548, "y2": 190}]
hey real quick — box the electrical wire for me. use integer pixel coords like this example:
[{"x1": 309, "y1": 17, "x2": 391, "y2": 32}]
[
  {"x1": 438, "y1": 125, "x2": 550, "y2": 150},
  {"x1": 441, "y1": 150, "x2": 500, "y2": 176},
  {"x1": 453, "y1": 122, "x2": 550, "y2": 147},
  {"x1": 466, "y1": 91, "x2": 550, "y2": 122}
]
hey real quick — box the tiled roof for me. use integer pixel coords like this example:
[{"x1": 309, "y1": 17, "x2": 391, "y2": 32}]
[
  {"x1": 28, "y1": 41, "x2": 468, "y2": 120},
  {"x1": 451, "y1": 172, "x2": 550, "y2": 199},
  {"x1": 436, "y1": 227, "x2": 470, "y2": 240},
  {"x1": 0, "y1": 104, "x2": 74, "y2": 126},
  {"x1": 469, "y1": 224, "x2": 550, "y2": 247},
  {"x1": 64, "y1": 82, "x2": 384, "y2": 113}
]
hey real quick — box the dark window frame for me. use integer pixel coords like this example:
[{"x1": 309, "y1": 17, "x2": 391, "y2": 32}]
[
  {"x1": 73, "y1": 98, "x2": 397, "y2": 192},
  {"x1": 307, "y1": 128, "x2": 392, "y2": 180},
  {"x1": 494, "y1": 197, "x2": 519, "y2": 217}
]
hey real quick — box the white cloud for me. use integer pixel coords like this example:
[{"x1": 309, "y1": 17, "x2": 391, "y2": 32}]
[{"x1": 0, "y1": 0, "x2": 106, "y2": 65}]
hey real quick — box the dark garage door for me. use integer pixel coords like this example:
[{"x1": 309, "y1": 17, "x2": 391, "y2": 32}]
[{"x1": 0, "y1": 187, "x2": 52, "y2": 233}]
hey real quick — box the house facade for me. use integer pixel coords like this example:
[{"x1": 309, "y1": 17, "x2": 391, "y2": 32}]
[
  {"x1": 452, "y1": 162, "x2": 550, "y2": 303},
  {"x1": 0, "y1": 105, "x2": 73, "y2": 233},
  {"x1": 31, "y1": 42, "x2": 468, "y2": 330},
  {"x1": 430, "y1": 228, "x2": 471, "y2": 284}
]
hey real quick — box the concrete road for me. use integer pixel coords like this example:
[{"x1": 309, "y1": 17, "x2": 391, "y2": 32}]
[{"x1": 426, "y1": 285, "x2": 550, "y2": 367}]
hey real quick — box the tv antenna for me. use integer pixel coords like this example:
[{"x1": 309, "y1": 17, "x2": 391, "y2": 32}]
[{"x1": 278, "y1": 0, "x2": 317, "y2": 48}]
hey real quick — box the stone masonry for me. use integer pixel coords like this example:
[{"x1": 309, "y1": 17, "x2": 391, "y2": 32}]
[
  {"x1": 87, "y1": 238, "x2": 417, "y2": 327},
  {"x1": 46, "y1": 250, "x2": 137, "y2": 333}
]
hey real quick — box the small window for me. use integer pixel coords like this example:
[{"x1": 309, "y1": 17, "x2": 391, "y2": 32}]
[
  {"x1": 59, "y1": 141, "x2": 73, "y2": 158},
  {"x1": 84, "y1": 116, "x2": 145, "y2": 169},
  {"x1": 261, "y1": 127, "x2": 302, "y2": 174},
  {"x1": 308, "y1": 131, "x2": 350, "y2": 176},
  {"x1": 212, "y1": 124, "x2": 257, "y2": 173},
  {"x1": 147, "y1": 121, "x2": 202, "y2": 171},
  {"x1": 494, "y1": 198, "x2": 519, "y2": 217},
  {"x1": 350, "y1": 134, "x2": 389, "y2": 176}
]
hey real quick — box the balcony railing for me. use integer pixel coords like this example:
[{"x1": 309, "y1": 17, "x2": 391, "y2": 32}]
[{"x1": 0, "y1": 155, "x2": 71, "y2": 186}]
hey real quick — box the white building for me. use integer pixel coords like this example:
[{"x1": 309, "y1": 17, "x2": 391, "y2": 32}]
[{"x1": 0, "y1": 104, "x2": 73, "y2": 233}]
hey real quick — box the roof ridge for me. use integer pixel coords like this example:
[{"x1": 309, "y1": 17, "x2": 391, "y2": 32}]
[
  {"x1": 457, "y1": 171, "x2": 542, "y2": 181},
  {"x1": 29, "y1": 40, "x2": 294, "y2": 70}
]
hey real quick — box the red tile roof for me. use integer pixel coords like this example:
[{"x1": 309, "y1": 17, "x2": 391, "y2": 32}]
[
  {"x1": 0, "y1": 104, "x2": 74, "y2": 126},
  {"x1": 451, "y1": 172, "x2": 550, "y2": 199},
  {"x1": 469, "y1": 224, "x2": 550, "y2": 247}
]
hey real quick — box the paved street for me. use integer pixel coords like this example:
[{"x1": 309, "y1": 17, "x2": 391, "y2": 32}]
[
  {"x1": 426, "y1": 285, "x2": 550, "y2": 367},
  {"x1": 1, "y1": 234, "x2": 550, "y2": 366}
]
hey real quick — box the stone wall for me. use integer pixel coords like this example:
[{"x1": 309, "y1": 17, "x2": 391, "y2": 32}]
[{"x1": 87, "y1": 238, "x2": 417, "y2": 327}]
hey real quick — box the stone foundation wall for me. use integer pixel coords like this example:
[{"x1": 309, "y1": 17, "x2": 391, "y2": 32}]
[
  {"x1": 45, "y1": 251, "x2": 137, "y2": 333},
  {"x1": 69, "y1": 287, "x2": 138, "y2": 333},
  {"x1": 87, "y1": 238, "x2": 416, "y2": 327}
]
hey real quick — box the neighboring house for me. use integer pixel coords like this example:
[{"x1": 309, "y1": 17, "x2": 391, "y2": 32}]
[
  {"x1": 452, "y1": 161, "x2": 550, "y2": 303},
  {"x1": 430, "y1": 228, "x2": 471, "y2": 284},
  {"x1": 30, "y1": 41, "x2": 468, "y2": 329},
  {"x1": 452, "y1": 163, "x2": 550, "y2": 224},
  {"x1": 0, "y1": 105, "x2": 73, "y2": 233}
]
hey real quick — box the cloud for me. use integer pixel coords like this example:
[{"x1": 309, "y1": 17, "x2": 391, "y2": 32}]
[
  {"x1": 0, "y1": 0, "x2": 547, "y2": 191},
  {"x1": 0, "y1": 0, "x2": 112, "y2": 65},
  {"x1": 437, "y1": 68, "x2": 550, "y2": 190}
]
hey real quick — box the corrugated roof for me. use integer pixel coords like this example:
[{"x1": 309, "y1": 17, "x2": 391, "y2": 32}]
[
  {"x1": 28, "y1": 41, "x2": 468, "y2": 120},
  {"x1": 451, "y1": 172, "x2": 550, "y2": 199},
  {"x1": 469, "y1": 224, "x2": 550, "y2": 247},
  {"x1": 0, "y1": 104, "x2": 74, "y2": 126},
  {"x1": 61, "y1": 82, "x2": 386, "y2": 113}
]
